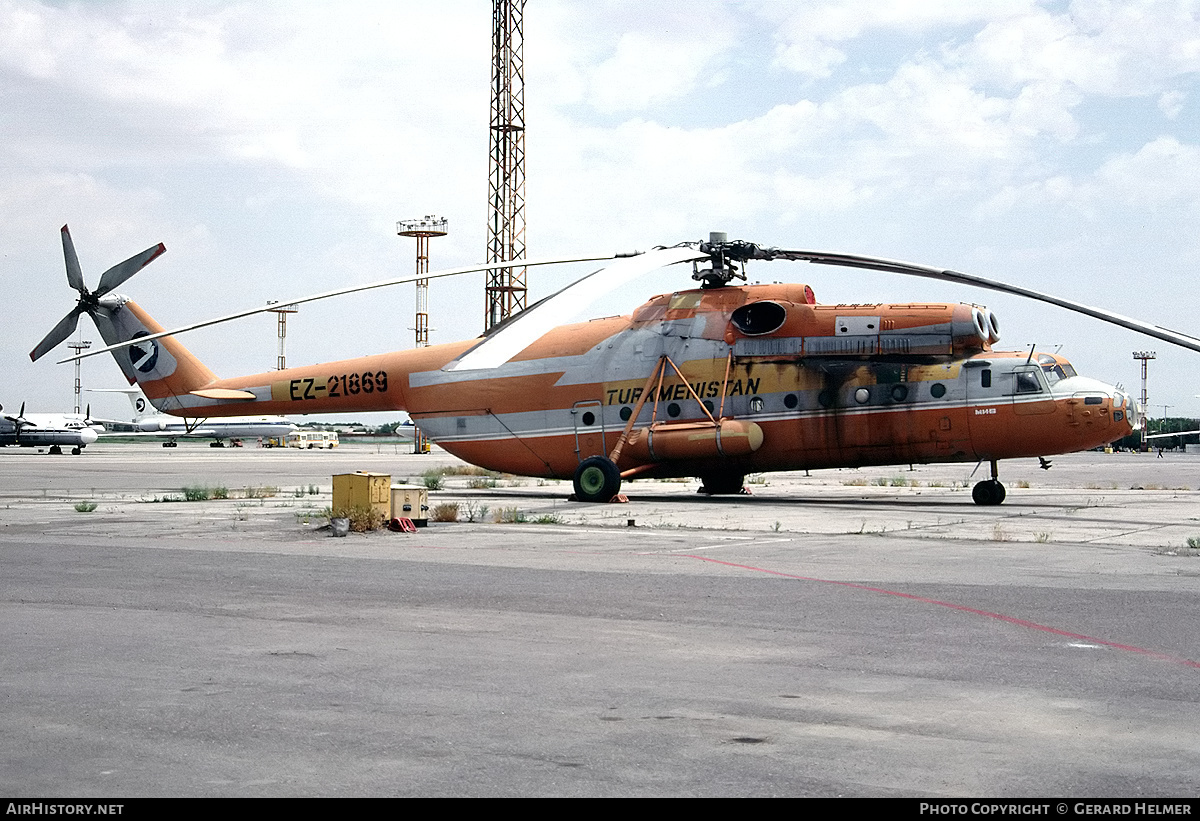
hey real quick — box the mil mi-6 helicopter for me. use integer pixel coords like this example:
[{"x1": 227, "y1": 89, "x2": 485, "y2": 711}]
[{"x1": 34, "y1": 227, "x2": 1200, "y2": 505}]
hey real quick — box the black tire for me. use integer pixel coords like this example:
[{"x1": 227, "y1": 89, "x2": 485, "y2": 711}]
[
  {"x1": 972, "y1": 479, "x2": 1006, "y2": 506},
  {"x1": 699, "y1": 472, "x2": 746, "y2": 495},
  {"x1": 573, "y1": 456, "x2": 621, "y2": 503}
]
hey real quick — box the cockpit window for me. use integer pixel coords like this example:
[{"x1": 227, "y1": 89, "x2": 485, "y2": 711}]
[{"x1": 1040, "y1": 362, "x2": 1076, "y2": 384}]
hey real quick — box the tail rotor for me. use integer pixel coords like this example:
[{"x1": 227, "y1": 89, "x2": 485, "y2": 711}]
[{"x1": 30, "y1": 225, "x2": 166, "y2": 362}]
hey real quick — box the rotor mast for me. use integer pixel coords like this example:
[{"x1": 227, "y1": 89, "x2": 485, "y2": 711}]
[{"x1": 484, "y1": 0, "x2": 527, "y2": 331}]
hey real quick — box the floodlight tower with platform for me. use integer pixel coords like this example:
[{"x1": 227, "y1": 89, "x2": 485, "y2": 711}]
[
  {"x1": 266, "y1": 302, "x2": 298, "y2": 370},
  {"x1": 397, "y1": 215, "x2": 449, "y2": 453}
]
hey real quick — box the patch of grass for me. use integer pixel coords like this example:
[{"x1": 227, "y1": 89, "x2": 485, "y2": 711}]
[
  {"x1": 74, "y1": 501, "x2": 98, "y2": 513},
  {"x1": 532, "y1": 513, "x2": 564, "y2": 524},
  {"x1": 422, "y1": 470, "x2": 445, "y2": 491},
  {"x1": 430, "y1": 465, "x2": 500, "y2": 477},
  {"x1": 332, "y1": 504, "x2": 384, "y2": 532},
  {"x1": 842, "y1": 478, "x2": 869, "y2": 487},
  {"x1": 1035, "y1": 532, "x2": 1052, "y2": 543},
  {"x1": 243, "y1": 485, "x2": 278, "y2": 499},
  {"x1": 494, "y1": 506, "x2": 527, "y2": 524},
  {"x1": 182, "y1": 485, "x2": 212, "y2": 501},
  {"x1": 431, "y1": 503, "x2": 460, "y2": 523},
  {"x1": 308, "y1": 484, "x2": 320, "y2": 495},
  {"x1": 991, "y1": 523, "x2": 1009, "y2": 542},
  {"x1": 461, "y1": 502, "x2": 489, "y2": 523},
  {"x1": 1016, "y1": 480, "x2": 1031, "y2": 489},
  {"x1": 467, "y1": 476, "x2": 498, "y2": 489},
  {"x1": 1187, "y1": 536, "x2": 1200, "y2": 549}
]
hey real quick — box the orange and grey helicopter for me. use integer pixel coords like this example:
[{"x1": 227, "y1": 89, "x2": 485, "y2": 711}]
[{"x1": 34, "y1": 227, "x2": 1199, "y2": 505}]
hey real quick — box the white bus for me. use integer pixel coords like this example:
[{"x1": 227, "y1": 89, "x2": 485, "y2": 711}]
[{"x1": 286, "y1": 430, "x2": 340, "y2": 449}]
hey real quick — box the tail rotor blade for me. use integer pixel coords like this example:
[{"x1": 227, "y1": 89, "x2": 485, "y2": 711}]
[
  {"x1": 30, "y1": 305, "x2": 84, "y2": 362},
  {"x1": 61, "y1": 225, "x2": 85, "y2": 294},
  {"x1": 96, "y1": 242, "x2": 166, "y2": 295}
]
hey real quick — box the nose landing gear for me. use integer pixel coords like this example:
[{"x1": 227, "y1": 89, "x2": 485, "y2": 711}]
[{"x1": 972, "y1": 460, "x2": 1006, "y2": 506}]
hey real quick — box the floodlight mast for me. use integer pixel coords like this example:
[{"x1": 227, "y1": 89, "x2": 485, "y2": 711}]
[
  {"x1": 397, "y1": 215, "x2": 449, "y2": 455},
  {"x1": 266, "y1": 302, "x2": 298, "y2": 370},
  {"x1": 67, "y1": 338, "x2": 91, "y2": 414},
  {"x1": 397, "y1": 216, "x2": 449, "y2": 348},
  {"x1": 1132, "y1": 350, "x2": 1156, "y2": 444}
]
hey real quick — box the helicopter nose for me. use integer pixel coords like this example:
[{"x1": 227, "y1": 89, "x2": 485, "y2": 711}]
[{"x1": 1048, "y1": 376, "x2": 1137, "y2": 437}]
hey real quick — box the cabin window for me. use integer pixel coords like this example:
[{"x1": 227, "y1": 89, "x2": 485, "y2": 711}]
[
  {"x1": 1013, "y1": 367, "x2": 1042, "y2": 394},
  {"x1": 784, "y1": 394, "x2": 799, "y2": 409},
  {"x1": 981, "y1": 369, "x2": 992, "y2": 389},
  {"x1": 667, "y1": 403, "x2": 681, "y2": 418},
  {"x1": 930, "y1": 383, "x2": 947, "y2": 399},
  {"x1": 890, "y1": 384, "x2": 909, "y2": 402}
]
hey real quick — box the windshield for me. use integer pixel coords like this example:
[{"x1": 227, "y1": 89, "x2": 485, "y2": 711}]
[{"x1": 1037, "y1": 354, "x2": 1077, "y2": 385}]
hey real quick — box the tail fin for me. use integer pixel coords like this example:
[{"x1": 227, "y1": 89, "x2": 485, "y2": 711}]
[
  {"x1": 85, "y1": 386, "x2": 150, "y2": 419},
  {"x1": 92, "y1": 297, "x2": 221, "y2": 413}
]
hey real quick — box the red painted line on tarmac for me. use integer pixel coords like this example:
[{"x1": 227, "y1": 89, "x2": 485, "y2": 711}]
[{"x1": 681, "y1": 554, "x2": 1200, "y2": 670}]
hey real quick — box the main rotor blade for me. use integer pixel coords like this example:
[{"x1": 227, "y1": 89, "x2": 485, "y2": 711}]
[
  {"x1": 59, "y1": 253, "x2": 613, "y2": 364},
  {"x1": 30, "y1": 305, "x2": 85, "y2": 362},
  {"x1": 61, "y1": 225, "x2": 85, "y2": 293},
  {"x1": 446, "y1": 246, "x2": 709, "y2": 371},
  {"x1": 769, "y1": 248, "x2": 1200, "y2": 354},
  {"x1": 96, "y1": 242, "x2": 167, "y2": 295}
]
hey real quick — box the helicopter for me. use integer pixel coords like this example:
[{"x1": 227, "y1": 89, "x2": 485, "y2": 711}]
[{"x1": 34, "y1": 226, "x2": 1200, "y2": 505}]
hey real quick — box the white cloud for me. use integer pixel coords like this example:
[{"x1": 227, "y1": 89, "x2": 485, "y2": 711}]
[{"x1": 1159, "y1": 89, "x2": 1186, "y2": 118}]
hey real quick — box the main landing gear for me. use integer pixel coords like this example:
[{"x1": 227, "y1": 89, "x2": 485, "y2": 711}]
[
  {"x1": 698, "y1": 472, "x2": 747, "y2": 495},
  {"x1": 972, "y1": 460, "x2": 1006, "y2": 506},
  {"x1": 573, "y1": 456, "x2": 622, "y2": 503}
]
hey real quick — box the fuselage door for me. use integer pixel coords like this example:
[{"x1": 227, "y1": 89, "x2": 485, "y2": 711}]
[
  {"x1": 1012, "y1": 365, "x2": 1055, "y2": 416},
  {"x1": 964, "y1": 361, "x2": 1007, "y2": 455}
]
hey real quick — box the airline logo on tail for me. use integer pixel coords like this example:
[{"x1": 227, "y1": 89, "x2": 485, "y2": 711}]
[{"x1": 129, "y1": 332, "x2": 160, "y2": 374}]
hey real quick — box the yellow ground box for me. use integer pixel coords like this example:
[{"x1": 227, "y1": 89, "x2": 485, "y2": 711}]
[{"x1": 332, "y1": 472, "x2": 392, "y2": 520}]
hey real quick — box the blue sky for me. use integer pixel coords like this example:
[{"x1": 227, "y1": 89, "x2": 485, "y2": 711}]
[{"x1": 3, "y1": 0, "x2": 1200, "y2": 424}]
